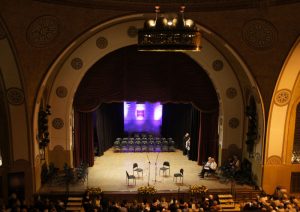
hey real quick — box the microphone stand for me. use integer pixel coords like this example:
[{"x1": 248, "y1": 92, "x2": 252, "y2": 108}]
[
  {"x1": 146, "y1": 153, "x2": 151, "y2": 186},
  {"x1": 153, "y1": 152, "x2": 160, "y2": 183}
]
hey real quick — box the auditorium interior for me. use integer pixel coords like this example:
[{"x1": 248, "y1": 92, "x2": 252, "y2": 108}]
[{"x1": 1, "y1": 0, "x2": 300, "y2": 210}]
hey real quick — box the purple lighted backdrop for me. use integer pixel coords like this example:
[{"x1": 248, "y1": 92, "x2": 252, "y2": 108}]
[{"x1": 124, "y1": 101, "x2": 162, "y2": 136}]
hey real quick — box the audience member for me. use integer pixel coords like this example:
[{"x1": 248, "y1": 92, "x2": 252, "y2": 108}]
[{"x1": 2, "y1": 183, "x2": 300, "y2": 212}]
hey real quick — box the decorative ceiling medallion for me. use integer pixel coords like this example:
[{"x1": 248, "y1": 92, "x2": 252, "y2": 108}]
[
  {"x1": 127, "y1": 26, "x2": 138, "y2": 38},
  {"x1": 274, "y1": 89, "x2": 291, "y2": 106},
  {"x1": 26, "y1": 15, "x2": 60, "y2": 48},
  {"x1": 52, "y1": 118, "x2": 64, "y2": 129},
  {"x1": 0, "y1": 24, "x2": 6, "y2": 39},
  {"x1": 96, "y1": 36, "x2": 108, "y2": 49},
  {"x1": 229, "y1": 117, "x2": 239, "y2": 129},
  {"x1": 242, "y1": 19, "x2": 277, "y2": 50},
  {"x1": 266, "y1": 155, "x2": 282, "y2": 165},
  {"x1": 212, "y1": 60, "x2": 224, "y2": 71},
  {"x1": 71, "y1": 58, "x2": 83, "y2": 70},
  {"x1": 226, "y1": 87, "x2": 237, "y2": 99},
  {"x1": 6, "y1": 87, "x2": 25, "y2": 105},
  {"x1": 56, "y1": 86, "x2": 68, "y2": 98}
]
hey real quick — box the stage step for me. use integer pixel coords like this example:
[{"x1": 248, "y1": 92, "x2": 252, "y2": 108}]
[
  {"x1": 66, "y1": 196, "x2": 83, "y2": 211},
  {"x1": 67, "y1": 202, "x2": 82, "y2": 206},
  {"x1": 68, "y1": 197, "x2": 83, "y2": 201},
  {"x1": 218, "y1": 194, "x2": 240, "y2": 211},
  {"x1": 65, "y1": 206, "x2": 82, "y2": 211}
]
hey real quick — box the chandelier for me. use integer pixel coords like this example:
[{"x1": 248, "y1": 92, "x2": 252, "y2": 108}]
[{"x1": 138, "y1": 6, "x2": 201, "y2": 52}]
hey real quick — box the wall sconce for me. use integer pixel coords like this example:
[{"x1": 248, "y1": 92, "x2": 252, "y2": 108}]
[
  {"x1": 0, "y1": 149, "x2": 3, "y2": 166},
  {"x1": 39, "y1": 146, "x2": 45, "y2": 160}
]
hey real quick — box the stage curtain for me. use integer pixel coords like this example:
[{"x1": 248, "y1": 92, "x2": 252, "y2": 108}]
[
  {"x1": 95, "y1": 103, "x2": 124, "y2": 156},
  {"x1": 73, "y1": 45, "x2": 220, "y2": 167},
  {"x1": 197, "y1": 111, "x2": 219, "y2": 165},
  {"x1": 161, "y1": 103, "x2": 191, "y2": 150},
  {"x1": 73, "y1": 111, "x2": 94, "y2": 167},
  {"x1": 74, "y1": 45, "x2": 219, "y2": 113},
  {"x1": 189, "y1": 106, "x2": 201, "y2": 161}
]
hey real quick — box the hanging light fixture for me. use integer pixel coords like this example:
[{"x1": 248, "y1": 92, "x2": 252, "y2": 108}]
[{"x1": 138, "y1": 6, "x2": 202, "y2": 51}]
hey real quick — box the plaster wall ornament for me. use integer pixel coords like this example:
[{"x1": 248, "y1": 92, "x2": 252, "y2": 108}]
[
  {"x1": 26, "y1": 15, "x2": 60, "y2": 47},
  {"x1": 242, "y1": 19, "x2": 277, "y2": 50},
  {"x1": 7, "y1": 88, "x2": 25, "y2": 105}
]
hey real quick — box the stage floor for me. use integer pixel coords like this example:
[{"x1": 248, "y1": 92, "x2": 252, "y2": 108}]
[{"x1": 41, "y1": 149, "x2": 252, "y2": 194}]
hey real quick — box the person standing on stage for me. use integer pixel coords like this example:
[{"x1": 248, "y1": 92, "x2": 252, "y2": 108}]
[{"x1": 184, "y1": 133, "x2": 191, "y2": 159}]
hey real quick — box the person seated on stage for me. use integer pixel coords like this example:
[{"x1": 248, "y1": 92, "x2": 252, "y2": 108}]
[
  {"x1": 200, "y1": 157, "x2": 217, "y2": 178},
  {"x1": 232, "y1": 155, "x2": 241, "y2": 172},
  {"x1": 231, "y1": 155, "x2": 241, "y2": 175}
]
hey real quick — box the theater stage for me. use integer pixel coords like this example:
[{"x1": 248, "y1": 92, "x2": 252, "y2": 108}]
[{"x1": 41, "y1": 149, "x2": 252, "y2": 194}]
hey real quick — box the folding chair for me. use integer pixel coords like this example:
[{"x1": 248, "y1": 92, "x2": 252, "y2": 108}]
[
  {"x1": 126, "y1": 171, "x2": 136, "y2": 185},
  {"x1": 173, "y1": 168, "x2": 184, "y2": 183}
]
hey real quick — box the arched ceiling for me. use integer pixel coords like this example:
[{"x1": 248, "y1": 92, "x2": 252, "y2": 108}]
[{"x1": 33, "y1": 0, "x2": 300, "y2": 11}]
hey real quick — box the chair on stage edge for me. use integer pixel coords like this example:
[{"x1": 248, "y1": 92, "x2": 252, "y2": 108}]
[
  {"x1": 126, "y1": 171, "x2": 136, "y2": 186},
  {"x1": 159, "y1": 161, "x2": 170, "y2": 176},
  {"x1": 173, "y1": 168, "x2": 184, "y2": 183},
  {"x1": 133, "y1": 163, "x2": 143, "y2": 177}
]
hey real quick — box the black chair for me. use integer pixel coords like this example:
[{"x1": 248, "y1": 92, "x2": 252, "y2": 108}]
[
  {"x1": 126, "y1": 171, "x2": 136, "y2": 185},
  {"x1": 113, "y1": 140, "x2": 121, "y2": 152},
  {"x1": 159, "y1": 161, "x2": 170, "y2": 176},
  {"x1": 133, "y1": 163, "x2": 143, "y2": 177},
  {"x1": 173, "y1": 168, "x2": 184, "y2": 183}
]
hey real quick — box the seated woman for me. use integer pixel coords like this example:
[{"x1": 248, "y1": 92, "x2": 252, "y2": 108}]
[{"x1": 200, "y1": 157, "x2": 217, "y2": 178}]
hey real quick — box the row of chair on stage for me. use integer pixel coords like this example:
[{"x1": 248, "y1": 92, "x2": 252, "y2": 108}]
[
  {"x1": 115, "y1": 137, "x2": 175, "y2": 143},
  {"x1": 126, "y1": 162, "x2": 184, "y2": 185},
  {"x1": 114, "y1": 137, "x2": 176, "y2": 152}
]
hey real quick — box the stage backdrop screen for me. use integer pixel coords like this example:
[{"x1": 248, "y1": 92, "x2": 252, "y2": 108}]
[{"x1": 124, "y1": 101, "x2": 162, "y2": 136}]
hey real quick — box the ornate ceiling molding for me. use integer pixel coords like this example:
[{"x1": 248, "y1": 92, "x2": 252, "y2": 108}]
[
  {"x1": 26, "y1": 15, "x2": 60, "y2": 48},
  {"x1": 33, "y1": 0, "x2": 300, "y2": 12},
  {"x1": 242, "y1": 19, "x2": 277, "y2": 50}
]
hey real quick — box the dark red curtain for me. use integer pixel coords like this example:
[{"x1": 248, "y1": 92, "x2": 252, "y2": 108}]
[
  {"x1": 74, "y1": 45, "x2": 218, "y2": 113},
  {"x1": 73, "y1": 112, "x2": 94, "y2": 167},
  {"x1": 94, "y1": 103, "x2": 124, "y2": 156},
  {"x1": 197, "y1": 111, "x2": 219, "y2": 165},
  {"x1": 161, "y1": 103, "x2": 192, "y2": 150},
  {"x1": 73, "y1": 45, "x2": 219, "y2": 167}
]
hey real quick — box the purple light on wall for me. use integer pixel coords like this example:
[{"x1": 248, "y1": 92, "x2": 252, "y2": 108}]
[
  {"x1": 123, "y1": 101, "x2": 163, "y2": 136},
  {"x1": 136, "y1": 104, "x2": 145, "y2": 120},
  {"x1": 154, "y1": 103, "x2": 162, "y2": 120},
  {"x1": 124, "y1": 101, "x2": 129, "y2": 118}
]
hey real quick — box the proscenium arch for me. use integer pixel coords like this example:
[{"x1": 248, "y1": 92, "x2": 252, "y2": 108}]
[
  {"x1": 264, "y1": 36, "x2": 300, "y2": 194},
  {"x1": 34, "y1": 14, "x2": 262, "y2": 173}
]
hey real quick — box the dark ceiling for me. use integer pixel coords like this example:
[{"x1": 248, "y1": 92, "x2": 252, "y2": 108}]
[{"x1": 33, "y1": 0, "x2": 300, "y2": 12}]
